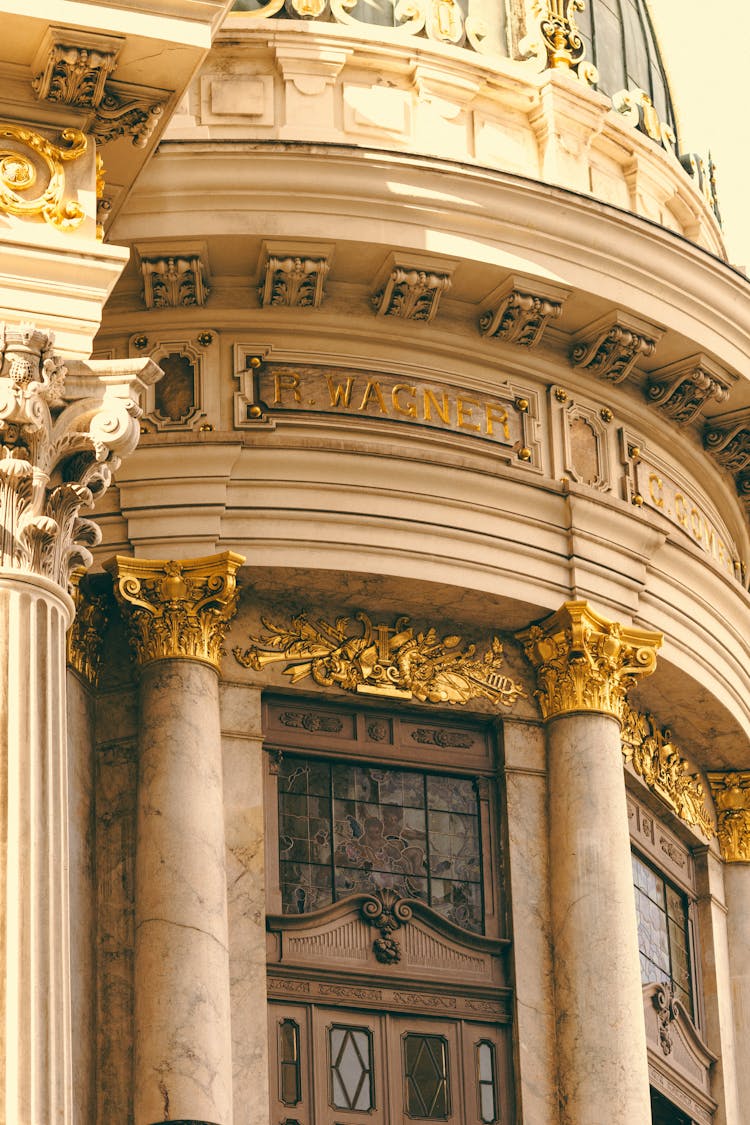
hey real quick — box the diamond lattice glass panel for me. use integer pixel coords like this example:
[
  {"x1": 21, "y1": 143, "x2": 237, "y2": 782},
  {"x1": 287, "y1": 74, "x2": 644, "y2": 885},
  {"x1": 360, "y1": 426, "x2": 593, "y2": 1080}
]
[
  {"x1": 403, "y1": 1034, "x2": 450, "y2": 1119},
  {"x1": 329, "y1": 1026, "x2": 374, "y2": 1111}
]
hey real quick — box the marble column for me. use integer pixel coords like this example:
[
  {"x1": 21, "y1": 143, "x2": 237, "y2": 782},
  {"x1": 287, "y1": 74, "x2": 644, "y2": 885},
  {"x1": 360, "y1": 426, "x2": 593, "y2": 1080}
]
[
  {"x1": 517, "y1": 601, "x2": 662, "y2": 1125},
  {"x1": 708, "y1": 771, "x2": 750, "y2": 1119},
  {"x1": 107, "y1": 553, "x2": 244, "y2": 1125},
  {"x1": 0, "y1": 324, "x2": 157, "y2": 1122}
]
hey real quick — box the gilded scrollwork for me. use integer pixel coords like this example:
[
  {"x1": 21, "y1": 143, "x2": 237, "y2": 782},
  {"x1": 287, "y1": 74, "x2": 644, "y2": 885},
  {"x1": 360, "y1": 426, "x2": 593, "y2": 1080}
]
[
  {"x1": 520, "y1": 0, "x2": 598, "y2": 86},
  {"x1": 0, "y1": 124, "x2": 87, "y2": 232},
  {"x1": 67, "y1": 569, "x2": 110, "y2": 686},
  {"x1": 707, "y1": 771, "x2": 750, "y2": 862},
  {"x1": 621, "y1": 705, "x2": 713, "y2": 838},
  {"x1": 233, "y1": 610, "x2": 527, "y2": 707},
  {"x1": 516, "y1": 601, "x2": 661, "y2": 722},
  {"x1": 106, "y1": 552, "x2": 244, "y2": 671}
]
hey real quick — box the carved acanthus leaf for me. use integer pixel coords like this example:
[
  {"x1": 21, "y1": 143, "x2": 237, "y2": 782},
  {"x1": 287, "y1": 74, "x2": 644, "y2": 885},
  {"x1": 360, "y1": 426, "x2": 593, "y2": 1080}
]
[
  {"x1": 704, "y1": 410, "x2": 750, "y2": 473},
  {"x1": 259, "y1": 255, "x2": 329, "y2": 309},
  {"x1": 516, "y1": 601, "x2": 661, "y2": 722},
  {"x1": 234, "y1": 610, "x2": 527, "y2": 708},
  {"x1": 32, "y1": 29, "x2": 123, "y2": 108},
  {"x1": 372, "y1": 267, "x2": 452, "y2": 322},
  {"x1": 647, "y1": 356, "x2": 733, "y2": 426},
  {"x1": 140, "y1": 255, "x2": 210, "y2": 309},
  {"x1": 91, "y1": 82, "x2": 167, "y2": 148},
  {"x1": 571, "y1": 313, "x2": 662, "y2": 384},
  {"x1": 0, "y1": 324, "x2": 158, "y2": 588},
  {"x1": 479, "y1": 286, "x2": 564, "y2": 347},
  {"x1": 707, "y1": 771, "x2": 750, "y2": 862},
  {"x1": 107, "y1": 552, "x2": 245, "y2": 670},
  {"x1": 621, "y1": 704, "x2": 713, "y2": 838}
]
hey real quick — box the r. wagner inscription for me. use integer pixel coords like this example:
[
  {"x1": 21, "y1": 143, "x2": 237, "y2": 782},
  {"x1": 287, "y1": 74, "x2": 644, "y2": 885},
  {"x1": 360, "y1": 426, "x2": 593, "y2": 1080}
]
[{"x1": 256, "y1": 364, "x2": 528, "y2": 453}]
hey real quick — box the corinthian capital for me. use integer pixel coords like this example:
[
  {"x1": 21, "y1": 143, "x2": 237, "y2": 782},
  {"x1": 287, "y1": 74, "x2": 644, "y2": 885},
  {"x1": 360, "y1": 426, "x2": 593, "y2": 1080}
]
[
  {"x1": 516, "y1": 601, "x2": 661, "y2": 722},
  {"x1": 106, "y1": 552, "x2": 245, "y2": 671},
  {"x1": 707, "y1": 772, "x2": 750, "y2": 862},
  {"x1": 0, "y1": 323, "x2": 160, "y2": 588}
]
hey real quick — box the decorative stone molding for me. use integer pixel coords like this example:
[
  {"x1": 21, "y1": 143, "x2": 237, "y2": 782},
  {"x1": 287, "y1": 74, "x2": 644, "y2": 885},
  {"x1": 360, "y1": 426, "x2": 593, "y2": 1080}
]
[
  {"x1": 361, "y1": 890, "x2": 413, "y2": 965},
  {"x1": 91, "y1": 81, "x2": 167, "y2": 148},
  {"x1": 516, "y1": 600, "x2": 661, "y2": 722},
  {"x1": 106, "y1": 552, "x2": 244, "y2": 671},
  {"x1": 259, "y1": 251, "x2": 330, "y2": 309},
  {"x1": 67, "y1": 569, "x2": 110, "y2": 687},
  {"x1": 707, "y1": 771, "x2": 750, "y2": 862},
  {"x1": 571, "y1": 312, "x2": 662, "y2": 384},
  {"x1": 556, "y1": 395, "x2": 611, "y2": 490},
  {"x1": 479, "y1": 277, "x2": 567, "y2": 347},
  {"x1": 234, "y1": 609, "x2": 526, "y2": 707},
  {"x1": 139, "y1": 253, "x2": 210, "y2": 309},
  {"x1": 0, "y1": 123, "x2": 87, "y2": 232},
  {"x1": 129, "y1": 332, "x2": 212, "y2": 432},
  {"x1": 0, "y1": 323, "x2": 159, "y2": 588},
  {"x1": 372, "y1": 265, "x2": 452, "y2": 322},
  {"x1": 621, "y1": 705, "x2": 714, "y2": 838},
  {"x1": 32, "y1": 27, "x2": 123, "y2": 109},
  {"x1": 704, "y1": 409, "x2": 750, "y2": 473},
  {"x1": 646, "y1": 355, "x2": 733, "y2": 426}
]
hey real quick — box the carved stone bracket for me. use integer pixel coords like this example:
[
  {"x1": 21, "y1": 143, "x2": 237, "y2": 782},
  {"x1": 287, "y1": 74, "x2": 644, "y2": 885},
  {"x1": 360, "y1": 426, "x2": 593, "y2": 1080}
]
[
  {"x1": 91, "y1": 81, "x2": 167, "y2": 148},
  {"x1": 138, "y1": 252, "x2": 210, "y2": 309},
  {"x1": 707, "y1": 771, "x2": 750, "y2": 862},
  {"x1": 704, "y1": 409, "x2": 750, "y2": 474},
  {"x1": 652, "y1": 982, "x2": 680, "y2": 1056},
  {"x1": 571, "y1": 312, "x2": 662, "y2": 384},
  {"x1": 106, "y1": 552, "x2": 244, "y2": 671},
  {"x1": 646, "y1": 355, "x2": 733, "y2": 426},
  {"x1": 516, "y1": 600, "x2": 661, "y2": 722},
  {"x1": 234, "y1": 609, "x2": 527, "y2": 708},
  {"x1": 372, "y1": 259, "x2": 453, "y2": 323},
  {"x1": 0, "y1": 123, "x2": 88, "y2": 232},
  {"x1": 67, "y1": 568, "x2": 110, "y2": 686},
  {"x1": 32, "y1": 27, "x2": 124, "y2": 108},
  {"x1": 0, "y1": 323, "x2": 160, "y2": 589},
  {"x1": 361, "y1": 890, "x2": 413, "y2": 964},
  {"x1": 621, "y1": 705, "x2": 714, "y2": 838},
  {"x1": 479, "y1": 278, "x2": 567, "y2": 347},
  {"x1": 259, "y1": 251, "x2": 330, "y2": 309}
]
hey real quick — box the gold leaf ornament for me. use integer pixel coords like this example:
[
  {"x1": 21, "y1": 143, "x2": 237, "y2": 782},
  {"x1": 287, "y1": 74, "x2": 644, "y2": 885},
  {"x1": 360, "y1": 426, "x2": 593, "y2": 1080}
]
[
  {"x1": 0, "y1": 124, "x2": 87, "y2": 231},
  {"x1": 233, "y1": 610, "x2": 527, "y2": 707}
]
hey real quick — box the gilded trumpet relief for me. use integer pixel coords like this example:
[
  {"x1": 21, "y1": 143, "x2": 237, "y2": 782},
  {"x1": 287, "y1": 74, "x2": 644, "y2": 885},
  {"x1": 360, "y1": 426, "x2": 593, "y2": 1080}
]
[{"x1": 233, "y1": 610, "x2": 526, "y2": 707}]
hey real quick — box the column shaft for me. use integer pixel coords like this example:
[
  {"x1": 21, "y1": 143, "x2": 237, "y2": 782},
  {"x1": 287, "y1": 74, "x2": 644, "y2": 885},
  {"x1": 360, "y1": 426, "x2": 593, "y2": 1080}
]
[
  {"x1": 135, "y1": 659, "x2": 232, "y2": 1125},
  {"x1": 547, "y1": 711, "x2": 651, "y2": 1124},
  {"x1": 0, "y1": 577, "x2": 73, "y2": 1123},
  {"x1": 725, "y1": 865, "x2": 750, "y2": 1116}
]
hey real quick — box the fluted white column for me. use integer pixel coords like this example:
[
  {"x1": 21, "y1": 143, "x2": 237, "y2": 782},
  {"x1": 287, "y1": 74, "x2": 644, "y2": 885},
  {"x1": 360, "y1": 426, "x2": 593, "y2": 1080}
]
[
  {"x1": 0, "y1": 325, "x2": 157, "y2": 1123},
  {"x1": 518, "y1": 601, "x2": 662, "y2": 1125},
  {"x1": 0, "y1": 576, "x2": 73, "y2": 1123},
  {"x1": 108, "y1": 552, "x2": 243, "y2": 1125}
]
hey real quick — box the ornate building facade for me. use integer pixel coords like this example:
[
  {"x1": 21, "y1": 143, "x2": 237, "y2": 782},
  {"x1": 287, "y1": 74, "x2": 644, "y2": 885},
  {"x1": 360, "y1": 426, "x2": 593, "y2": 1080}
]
[{"x1": 0, "y1": 1, "x2": 748, "y2": 1123}]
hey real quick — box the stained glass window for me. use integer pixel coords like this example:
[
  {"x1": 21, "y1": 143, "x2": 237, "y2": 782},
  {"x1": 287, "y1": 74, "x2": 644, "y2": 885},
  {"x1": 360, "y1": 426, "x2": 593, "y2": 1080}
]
[
  {"x1": 403, "y1": 1034, "x2": 450, "y2": 1119},
  {"x1": 632, "y1": 851, "x2": 693, "y2": 1016},
  {"x1": 278, "y1": 756, "x2": 484, "y2": 932}
]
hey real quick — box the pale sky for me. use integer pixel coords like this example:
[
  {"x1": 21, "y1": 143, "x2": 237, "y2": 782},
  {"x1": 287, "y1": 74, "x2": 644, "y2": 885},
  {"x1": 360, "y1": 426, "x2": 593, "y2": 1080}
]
[{"x1": 651, "y1": 0, "x2": 749, "y2": 271}]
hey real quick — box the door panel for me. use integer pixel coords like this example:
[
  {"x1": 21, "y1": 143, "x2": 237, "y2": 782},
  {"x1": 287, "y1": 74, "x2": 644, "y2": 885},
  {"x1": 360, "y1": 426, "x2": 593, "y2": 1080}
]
[{"x1": 269, "y1": 1002, "x2": 508, "y2": 1125}]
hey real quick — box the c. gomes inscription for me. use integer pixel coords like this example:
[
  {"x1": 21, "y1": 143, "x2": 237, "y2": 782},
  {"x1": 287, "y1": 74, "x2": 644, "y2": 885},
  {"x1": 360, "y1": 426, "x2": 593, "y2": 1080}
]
[
  {"x1": 259, "y1": 365, "x2": 528, "y2": 452},
  {"x1": 636, "y1": 458, "x2": 744, "y2": 581}
]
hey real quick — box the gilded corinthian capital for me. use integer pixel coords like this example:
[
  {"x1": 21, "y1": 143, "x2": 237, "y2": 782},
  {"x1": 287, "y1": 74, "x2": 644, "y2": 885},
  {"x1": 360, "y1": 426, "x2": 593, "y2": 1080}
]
[
  {"x1": 105, "y1": 552, "x2": 244, "y2": 671},
  {"x1": 516, "y1": 601, "x2": 661, "y2": 721},
  {"x1": 707, "y1": 772, "x2": 750, "y2": 862}
]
